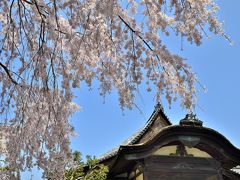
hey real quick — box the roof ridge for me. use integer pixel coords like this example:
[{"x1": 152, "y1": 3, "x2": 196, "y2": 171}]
[{"x1": 98, "y1": 103, "x2": 171, "y2": 162}]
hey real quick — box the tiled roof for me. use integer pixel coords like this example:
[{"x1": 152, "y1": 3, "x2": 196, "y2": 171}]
[{"x1": 98, "y1": 103, "x2": 170, "y2": 162}]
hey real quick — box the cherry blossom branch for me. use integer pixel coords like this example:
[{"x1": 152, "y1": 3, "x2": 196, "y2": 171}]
[
  {"x1": 0, "y1": 62, "x2": 18, "y2": 85},
  {"x1": 0, "y1": 0, "x2": 225, "y2": 178},
  {"x1": 118, "y1": 15, "x2": 154, "y2": 52},
  {"x1": 118, "y1": 15, "x2": 169, "y2": 75}
]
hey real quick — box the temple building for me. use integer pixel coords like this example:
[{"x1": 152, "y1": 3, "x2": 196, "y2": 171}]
[{"x1": 99, "y1": 103, "x2": 240, "y2": 180}]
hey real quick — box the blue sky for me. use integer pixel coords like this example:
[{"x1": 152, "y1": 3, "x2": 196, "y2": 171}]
[
  {"x1": 70, "y1": 0, "x2": 240, "y2": 159},
  {"x1": 24, "y1": 0, "x2": 240, "y2": 179}
]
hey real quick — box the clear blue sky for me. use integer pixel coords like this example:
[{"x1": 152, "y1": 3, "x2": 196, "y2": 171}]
[
  {"x1": 70, "y1": 0, "x2": 240, "y2": 159},
  {"x1": 25, "y1": 0, "x2": 240, "y2": 179}
]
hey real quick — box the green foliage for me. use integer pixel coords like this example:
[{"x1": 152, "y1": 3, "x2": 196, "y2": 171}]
[
  {"x1": 0, "y1": 159, "x2": 9, "y2": 172},
  {"x1": 0, "y1": 165, "x2": 9, "y2": 171},
  {"x1": 64, "y1": 152, "x2": 108, "y2": 180}
]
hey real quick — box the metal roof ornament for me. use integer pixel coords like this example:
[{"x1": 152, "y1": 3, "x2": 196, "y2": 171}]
[{"x1": 180, "y1": 114, "x2": 203, "y2": 127}]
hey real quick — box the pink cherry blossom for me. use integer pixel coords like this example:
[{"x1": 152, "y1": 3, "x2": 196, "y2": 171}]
[{"x1": 0, "y1": 0, "x2": 226, "y2": 178}]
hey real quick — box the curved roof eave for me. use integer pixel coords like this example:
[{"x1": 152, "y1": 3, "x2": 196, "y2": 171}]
[{"x1": 112, "y1": 125, "x2": 240, "y2": 169}]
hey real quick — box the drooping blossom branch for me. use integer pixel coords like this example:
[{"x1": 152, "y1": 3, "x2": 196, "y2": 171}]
[{"x1": 0, "y1": 0, "x2": 226, "y2": 178}]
